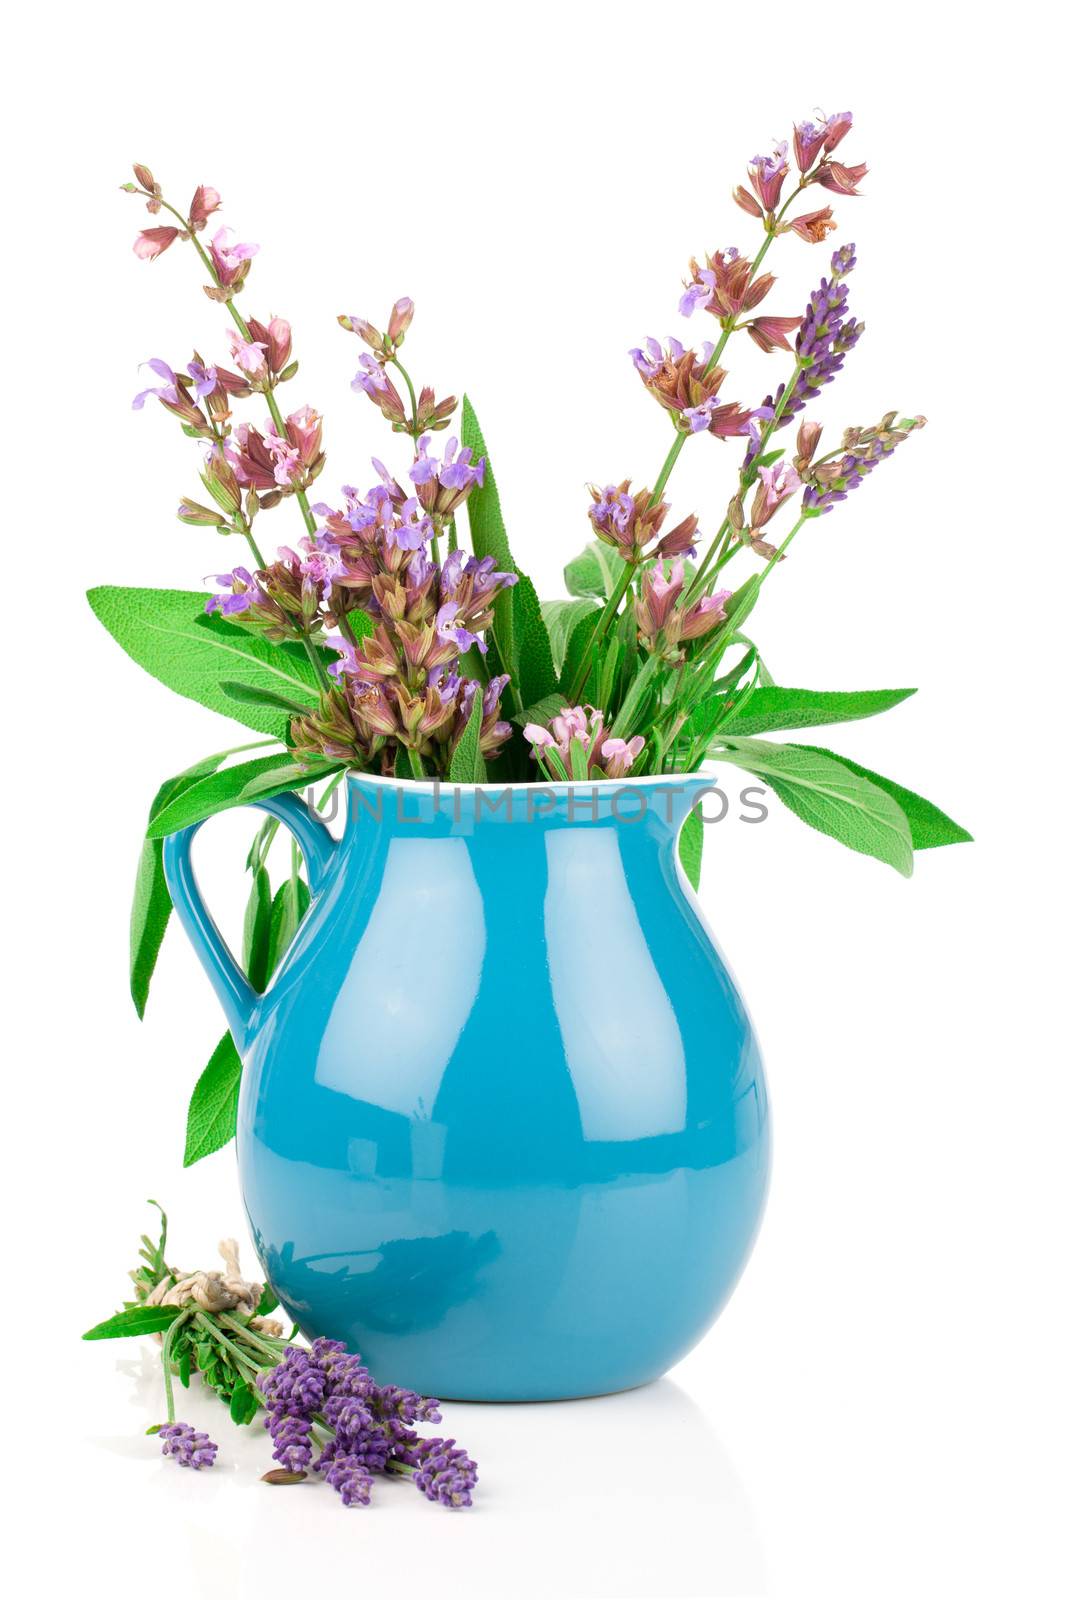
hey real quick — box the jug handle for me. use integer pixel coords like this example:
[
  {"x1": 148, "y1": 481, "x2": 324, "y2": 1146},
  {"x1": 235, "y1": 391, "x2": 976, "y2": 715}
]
[{"x1": 162, "y1": 790, "x2": 338, "y2": 1053}]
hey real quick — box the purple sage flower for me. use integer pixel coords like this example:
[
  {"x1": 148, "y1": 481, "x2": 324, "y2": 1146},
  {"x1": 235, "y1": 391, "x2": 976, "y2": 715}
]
[
  {"x1": 435, "y1": 600, "x2": 480, "y2": 653},
  {"x1": 186, "y1": 359, "x2": 218, "y2": 401},
  {"x1": 628, "y1": 336, "x2": 684, "y2": 378},
  {"x1": 679, "y1": 265, "x2": 716, "y2": 318},
  {"x1": 748, "y1": 141, "x2": 790, "y2": 212},
  {"x1": 205, "y1": 566, "x2": 267, "y2": 616},
  {"x1": 132, "y1": 358, "x2": 180, "y2": 410}
]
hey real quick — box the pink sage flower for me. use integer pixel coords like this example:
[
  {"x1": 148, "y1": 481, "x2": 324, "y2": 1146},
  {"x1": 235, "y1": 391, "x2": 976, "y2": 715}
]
[
  {"x1": 209, "y1": 226, "x2": 259, "y2": 286},
  {"x1": 134, "y1": 226, "x2": 179, "y2": 260}
]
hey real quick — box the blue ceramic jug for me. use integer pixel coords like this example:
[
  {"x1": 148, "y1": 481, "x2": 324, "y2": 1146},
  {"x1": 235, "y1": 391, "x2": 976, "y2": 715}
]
[{"x1": 164, "y1": 774, "x2": 770, "y2": 1400}]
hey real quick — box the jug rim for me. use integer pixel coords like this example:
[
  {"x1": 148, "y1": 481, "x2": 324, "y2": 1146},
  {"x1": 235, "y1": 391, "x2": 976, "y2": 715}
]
[{"x1": 345, "y1": 770, "x2": 718, "y2": 797}]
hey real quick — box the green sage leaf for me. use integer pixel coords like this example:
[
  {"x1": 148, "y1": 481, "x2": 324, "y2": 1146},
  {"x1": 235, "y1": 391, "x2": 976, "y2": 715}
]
[
  {"x1": 542, "y1": 598, "x2": 598, "y2": 676},
  {"x1": 678, "y1": 808, "x2": 703, "y2": 892},
  {"x1": 449, "y1": 685, "x2": 487, "y2": 783},
  {"x1": 146, "y1": 755, "x2": 340, "y2": 838},
  {"x1": 229, "y1": 1379, "x2": 258, "y2": 1426},
  {"x1": 512, "y1": 572, "x2": 560, "y2": 708},
  {"x1": 267, "y1": 875, "x2": 310, "y2": 973},
  {"x1": 716, "y1": 737, "x2": 914, "y2": 876},
  {"x1": 87, "y1": 586, "x2": 323, "y2": 736},
  {"x1": 256, "y1": 1286, "x2": 280, "y2": 1317},
  {"x1": 242, "y1": 867, "x2": 273, "y2": 992},
  {"x1": 563, "y1": 541, "x2": 626, "y2": 599},
  {"x1": 83, "y1": 1305, "x2": 182, "y2": 1340},
  {"x1": 559, "y1": 609, "x2": 601, "y2": 701},
  {"x1": 707, "y1": 685, "x2": 918, "y2": 740},
  {"x1": 130, "y1": 746, "x2": 268, "y2": 1018},
  {"x1": 790, "y1": 746, "x2": 973, "y2": 850},
  {"x1": 511, "y1": 692, "x2": 566, "y2": 729},
  {"x1": 220, "y1": 681, "x2": 317, "y2": 717},
  {"x1": 183, "y1": 1032, "x2": 242, "y2": 1167},
  {"x1": 461, "y1": 396, "x2": 517, "y2": 672}
]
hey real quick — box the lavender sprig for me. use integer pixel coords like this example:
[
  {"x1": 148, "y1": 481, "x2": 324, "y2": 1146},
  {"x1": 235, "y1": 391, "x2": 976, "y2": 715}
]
[
  {"x1": 159, "y1": 1421, "x2": 218, "y2": 1469},
  {"x1": 86, "y1": 1211, "x2": 479, "y2": 1512}
]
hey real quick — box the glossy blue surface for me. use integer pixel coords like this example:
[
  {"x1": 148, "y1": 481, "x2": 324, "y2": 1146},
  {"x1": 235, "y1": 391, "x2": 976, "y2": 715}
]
[{"x1": 163, "y1": 774, "x2": 770, "y2": 1400}]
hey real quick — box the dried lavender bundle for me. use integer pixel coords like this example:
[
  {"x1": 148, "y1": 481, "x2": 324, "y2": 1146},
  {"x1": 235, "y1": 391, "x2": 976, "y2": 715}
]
[{"x1": 83, "y1": 1205, "x2": 477, "y2": 1510}]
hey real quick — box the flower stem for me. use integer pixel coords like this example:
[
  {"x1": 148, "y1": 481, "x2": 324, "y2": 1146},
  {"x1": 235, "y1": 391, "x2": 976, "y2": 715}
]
[
  {"x1": 569, "y1": 559, "x2": 638, "y2": 701},
  {"x1": 751, "y1": 513, "x2": 808, "y2": 587},
  {"x1": 389, "y1": 355, "x2": 420, "y2": 436},
  {"x1": 193, "y1": 1311, "x2": 264, "y2": 1384},
  {"x1": 218, "y1": 1312, "x2": 289, "y2": 1362},
  {"x1": 649, "y1": 432, "x2": 686, "y2": 507},
  {"x1": 160, "y1": 1309, "x2": 193, "y2": 1424},
  {"x1": 684, "y1": 361, "x2": 803, "y2": 602}
]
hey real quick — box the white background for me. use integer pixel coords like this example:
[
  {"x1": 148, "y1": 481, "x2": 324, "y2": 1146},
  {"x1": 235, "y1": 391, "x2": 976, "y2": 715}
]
[{"x1": 5, "y1": 4, "x2": 1065, "y2": 1596}]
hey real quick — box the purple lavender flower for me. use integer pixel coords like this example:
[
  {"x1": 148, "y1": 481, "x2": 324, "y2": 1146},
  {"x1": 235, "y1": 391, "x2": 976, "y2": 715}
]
[
  {"x1": 801, "y1": 414, "x2": 926, "y2": 515},
  {"x1": 267, "y1": 1412, "x2": 315, "y2": 1472},
  {"x1": 159, "y1": 1421, "x2": 218, "y2": 1469},
  {"x1": 318, "y1": 1450, "x2": 374, "y2": 1507},
  {"x1": 830, "y1": 241, "x2": 857, "y2": 277},
  {"x1": 250, "y1": 1335, "x2": 477, "y2": 1511},
  {"x1": 315, "y1": 1345, "x2": 374, "y2": 1398},
  {"x1": 322, "y1": 1393, "x2": 375, "y2": 1436},
  {"x1": 747, "y1": 246, "x2": 864, "y2": 462},
  {"x1": 408, "y1": 1437, "x2": 479, "y2": 1509},
  {"x1": 375, "y1": 1388, "x2": 441, "y2": 1427},
  {"x1": 258, "y1": 1345, "x2": 327, "y2": 1413},
  {"x1": 309, "y1": 1337, "x2": 347, "y2": 1358}
]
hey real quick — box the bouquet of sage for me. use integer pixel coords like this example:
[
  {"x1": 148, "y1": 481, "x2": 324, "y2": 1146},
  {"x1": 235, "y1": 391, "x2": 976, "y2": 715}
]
[{"x1": 90, "y1": 111, "x2": 970, "y2": 1167}]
